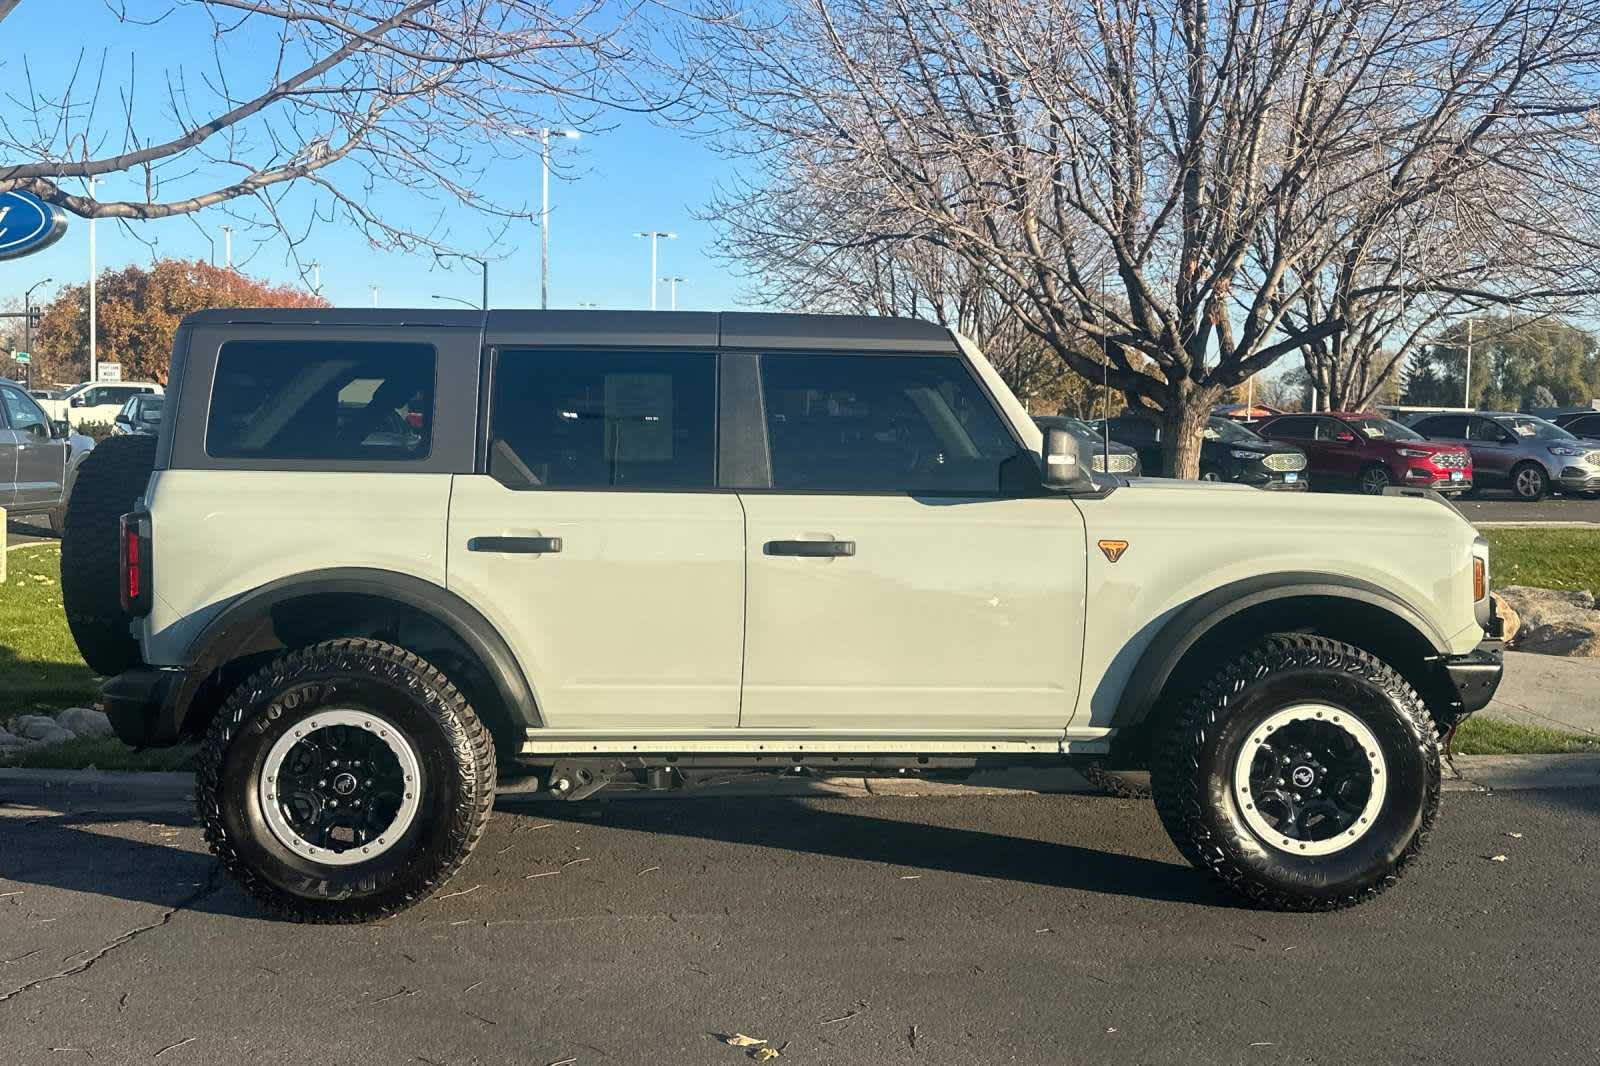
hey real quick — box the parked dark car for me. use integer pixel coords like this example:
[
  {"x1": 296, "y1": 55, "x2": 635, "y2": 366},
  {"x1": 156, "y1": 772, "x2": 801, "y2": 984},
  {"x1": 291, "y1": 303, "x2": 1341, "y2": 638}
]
[
  {"x1": 1096, "y1": 415, "x2": 1308, "y2": 488},
  {"x1": 1255, "y1": 411, "x2": 1473, "y2": 496},
  {"x1": 1553, "y1": 409, "x2": 1600, "y2": 442},
  {"x1": 1410, "y1": 411, "x2": 1600, "y2": 500},
  {"x1": 1033, "y1": 415, "x2": 1142, "y2": 476},
  {"x1": 112, "y1": 393, "x2": 165, "y2": 436}
]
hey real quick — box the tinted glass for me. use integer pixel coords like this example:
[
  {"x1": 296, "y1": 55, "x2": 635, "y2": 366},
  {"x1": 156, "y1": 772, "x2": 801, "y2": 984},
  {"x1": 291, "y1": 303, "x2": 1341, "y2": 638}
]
[
  {"x1": 1346, "y1": 416, "x2": 1422, "y2": 441},
  {"x1": 1264, "y1": 416, "x2": 1314, "y2": 438},
  {"x1": 1498, "y1": 416, "x2": 1573, "y2": 441},
  {"x1": 761, "y1": 353, "x2": 1019, "y2": 493},
  {"x1": 1107, "y1": 417, "x2": 1160, "y2": 445},
  {"x1": 490, "y1": 348, "x2": 715, "y2": 490},
  {"x1": 206, "y1": 340, "x2": 435, "y2": 461},
  {"x1": 1416, "y1": 415, "x2": 1467, "y2": 438},
  {"x1": 1573, "y1": 415, "x2": 1600, "y2": 436},
  {"x1": 1, "y1": 385, "x2": 48, "y2": 436},
  {"x1": 1205, "y1": 417, "x2": 1260, "y2": 443}
]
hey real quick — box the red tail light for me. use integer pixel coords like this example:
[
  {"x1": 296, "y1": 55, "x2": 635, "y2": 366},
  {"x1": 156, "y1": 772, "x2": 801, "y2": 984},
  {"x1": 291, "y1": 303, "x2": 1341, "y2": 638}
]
[{"x1": 119, "y1": 511, "x2": 152, "y2": 616}]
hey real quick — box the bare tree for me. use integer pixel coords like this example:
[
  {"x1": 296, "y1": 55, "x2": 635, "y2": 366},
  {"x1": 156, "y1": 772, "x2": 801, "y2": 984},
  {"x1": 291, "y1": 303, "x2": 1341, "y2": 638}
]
[
  {"x1": 681, "y1": 0, "x2": 1600, "y2": 475},
  {"x1": 0, "y1": 1, "x2": 658, "y2": 270}
]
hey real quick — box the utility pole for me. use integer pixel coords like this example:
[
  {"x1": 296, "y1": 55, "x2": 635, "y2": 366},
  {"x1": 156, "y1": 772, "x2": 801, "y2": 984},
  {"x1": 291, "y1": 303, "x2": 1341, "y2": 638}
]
[
  {"x1": 87, "y1": 175, "x2": 97, "y2": 384},
  {"x1": 660, "y1": 276, "x2": 685, "y2": 311},
  {"x1": 22, "y1": 277, "x2": 51, "y2": 391},
  {"x1": 221, "y1": 225, "x2": 234, "y2": 269},
  {"x1": 1462, "y1": 317, "x2": 1474, "y2": 410},
  {"x1": 633, "y1": 231, "x2": 675, "y2": 310},
  {"x1": 536, "y1": 128, "x2": 580, "y2": 309}
]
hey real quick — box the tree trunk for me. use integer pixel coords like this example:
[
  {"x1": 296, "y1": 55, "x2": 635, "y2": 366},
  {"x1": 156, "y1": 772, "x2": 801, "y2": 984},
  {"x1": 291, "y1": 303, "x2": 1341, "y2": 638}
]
[{"x1": 1160, "y1": 386, "x2": 1220, "y2": 479}]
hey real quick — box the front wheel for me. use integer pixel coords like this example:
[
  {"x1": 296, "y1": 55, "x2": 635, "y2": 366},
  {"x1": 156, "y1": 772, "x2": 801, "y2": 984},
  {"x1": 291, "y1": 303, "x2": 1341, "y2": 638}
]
[
  {"x1": 1511, "y1": 463, "x2": 1548, "y2": 502},
  {"x1": 1357, "y1": 464, "x2": 1392, "y2": 495},
  {"x1": 1198, "y1": 466, "x2": 1225, "y2": 483},
  {"x1": 197, "y1": 638, "x2": 496, "y2": 923},
  {"x1": 1151, "y1": 634, "x2": 1439, "y2": 911}
]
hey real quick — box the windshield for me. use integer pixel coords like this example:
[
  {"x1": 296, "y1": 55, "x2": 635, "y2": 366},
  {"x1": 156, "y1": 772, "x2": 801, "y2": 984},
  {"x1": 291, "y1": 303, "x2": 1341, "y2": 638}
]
[
  {"x1": 1498, "y1": 416, "x2": 1575, "y2": 441},
  {"x1": 1204, "y1": 418, "x2": 1263, "y2": 444},
  {"x1": 1348, "y1": 416, "x2": 1423, "y2": 442}
]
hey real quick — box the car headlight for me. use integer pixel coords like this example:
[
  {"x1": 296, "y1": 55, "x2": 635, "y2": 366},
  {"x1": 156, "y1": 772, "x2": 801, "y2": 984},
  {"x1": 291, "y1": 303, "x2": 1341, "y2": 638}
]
[
  {"x1": 1398, "y1": 448, "x2": 1431, "y2": 458},
  {"x1": 1229, "y1": 450, "x2": 1260, "y2": 460},
  {"x1": 1549, "y1": 445, "x2": 1585, "y2": 456}
]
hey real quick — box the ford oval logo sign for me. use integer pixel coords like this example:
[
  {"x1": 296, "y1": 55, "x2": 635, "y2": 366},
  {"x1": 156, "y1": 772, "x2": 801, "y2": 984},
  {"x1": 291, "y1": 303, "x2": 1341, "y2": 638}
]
[{"x1": 0, "y1": 190, "x2": 69, "y2": 261}]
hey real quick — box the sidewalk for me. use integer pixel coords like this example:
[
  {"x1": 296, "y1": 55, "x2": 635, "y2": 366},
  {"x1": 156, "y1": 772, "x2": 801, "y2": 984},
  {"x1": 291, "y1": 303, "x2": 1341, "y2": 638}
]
[{"x1": 1480, "y1": 651, "x2": 1600, "y2": 738}]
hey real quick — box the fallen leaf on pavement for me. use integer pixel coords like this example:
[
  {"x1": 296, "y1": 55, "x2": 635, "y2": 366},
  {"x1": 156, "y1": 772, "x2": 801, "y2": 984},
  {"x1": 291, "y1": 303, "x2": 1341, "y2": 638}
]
[
  {"x1": 752, "y1": 1048, "x2": 781, "y2": 1061},
  {"x1": 1489, "y1": 854, "x2": 1508, "y2": 862},
  {"x1": 1506, "y1": 832, "x2": 1524, "y2": 839},
  {"x1": 722, "y1": 1034, "x2": 767, "y2": 1047}
]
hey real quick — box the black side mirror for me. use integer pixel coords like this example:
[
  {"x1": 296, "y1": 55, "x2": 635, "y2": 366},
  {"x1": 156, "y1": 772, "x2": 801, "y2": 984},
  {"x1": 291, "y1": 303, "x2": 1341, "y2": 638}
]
[
  {"x1": 50, "y1": 420, "x2": 69, "y2": 439},
  {"x1": 114, "y1": 413, "x2": 132, "y2": 426},
  {"x1": 1042, "y1": 426, "x2": 1094, "y2": 492}
]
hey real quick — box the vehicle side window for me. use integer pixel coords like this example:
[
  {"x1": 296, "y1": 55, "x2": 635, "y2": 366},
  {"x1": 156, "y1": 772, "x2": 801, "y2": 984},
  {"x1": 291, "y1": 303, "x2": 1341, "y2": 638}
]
[
  {"x1": 1468, "y1": 418, "x2": 1507, "y2": 442},
  {"x1": 1264, "y1": 416, "x2": 1313, "y2": 438},
  {"x1": 489, "y1": 348, "x2": 716, "y2": 490},
  {"x1": 1, "y1": 385, "x2": 49, "y2": 438},
  {"x1": 1418, "y1": 415, "x2": 1466, "y2": 438},
  {"x1": 759, "y1": 352, "x2": 1020, "y2": 494},
  {"x1": 1575, "y1": 415, "x2": 1600, "y2": 436},
  {"x1": 1312, "y1": 418, "x2": 1348, "y2": 442},
  {"x1": 206, "y1": 340, "x2": 436, "y2": 461},
  {"x1": 1110, "y1": 418, "x2": 1159, "y2": 446}
]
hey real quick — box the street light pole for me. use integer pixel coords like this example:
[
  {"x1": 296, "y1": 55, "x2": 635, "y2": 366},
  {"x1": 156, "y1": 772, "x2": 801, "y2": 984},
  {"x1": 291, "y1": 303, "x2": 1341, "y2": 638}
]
[
  {"x1": 661, "y1": 276, "x2": 685, "y2": 311},
  {"x1": 221, "y1": 225, "x2": 233, "y2": 269},
  {"x1": 371, "y1": 285, "x2": 380, "y2": 308},
  {"x1": 22, "y1": 277, "x2": 51, "y2": 390},
  {"x1": 534, "y1": 129, "x2": 580, "y2": 310},
  {"x1": 633, "y1": 231, "x2": 675, "y2": 310},
  {"x1": 1462, "y1": 317, "x2": 1474, "y2": 410},
  {"x1": 87, "y1": 175, "x2": 97, "y2": 385}
]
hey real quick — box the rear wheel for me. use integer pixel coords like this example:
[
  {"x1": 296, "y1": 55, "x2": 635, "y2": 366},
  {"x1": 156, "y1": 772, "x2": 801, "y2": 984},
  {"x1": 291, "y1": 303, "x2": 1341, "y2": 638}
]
[
  {"x1": 197, "y1": 638, "x2": 496, "y2": 923},
  {"x1": 1511, "y1": 462, "x2": 1548, "y2": 502},
  {"x1": 1151, "y1": 634, "x2": 1439, "y2": 910},
  {"x1": 60, "y1": 434, "x2": 157, "y2": 674},
  {"x1": 1198, "y1": 466, "x2": 1224, "y2": 483},
  {"x1": 1357, "y1": 464, "x2": 1392, "y2": 495}
]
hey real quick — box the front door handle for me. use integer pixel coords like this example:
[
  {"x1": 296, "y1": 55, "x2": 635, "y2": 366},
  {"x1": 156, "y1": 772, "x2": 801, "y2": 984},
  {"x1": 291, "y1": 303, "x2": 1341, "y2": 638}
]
[
  {"x1": 468, "y1": 536, "x2": 563, "y2": 554},
  {"x1": 765, "y1": 539, "x2": 855, "y2": 558}
]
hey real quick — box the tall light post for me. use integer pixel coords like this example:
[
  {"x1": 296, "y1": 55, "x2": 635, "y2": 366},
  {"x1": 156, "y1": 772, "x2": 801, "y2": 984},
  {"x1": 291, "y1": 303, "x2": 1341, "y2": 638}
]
[
  {"x1": 22, "y1": 277, "x2": 51, "y2": 390},
  {"x1": 660, "y1": 276, "x2": 685, "y2": 311},
  {"x1": 433, "y1": 252, "x2": 489, "y2": 310},
  {"x1": 1462, "y1": 317, "x2": 1475, "y2": 410},
  {"x1": 535, "y1": 128, "x2": 580, "y2": 309},
  {"x1": 431, "y1": 294, "x2": 478, "y2": 309},
  {"x1": 633, "y1": 231, "x2": 675, "y2": 310},
  {"x1": 87, "y1": 175, "x2": 97, "y2": 384},
  {"x1": 221, "y1": 225, "x2": 234, "y2": 269},
  {"x1": 370, "y1": 285, "x2": 381, "y2": 308}
]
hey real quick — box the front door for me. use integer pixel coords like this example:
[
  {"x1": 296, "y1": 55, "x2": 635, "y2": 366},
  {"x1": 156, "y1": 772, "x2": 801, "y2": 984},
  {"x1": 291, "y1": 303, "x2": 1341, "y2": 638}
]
[
  {"x1": 447, "y1": 346, "x2": 745, "y2": 732},
  {"x1": 737, "y1": 351, "x2": 1085, "y2": 735},
  {"x1": 0, "y1": 384, "x2": 65, "y2": 508},
  {"x1": 1467, "y1": 417, "x2": 1518, "y2": 486}
]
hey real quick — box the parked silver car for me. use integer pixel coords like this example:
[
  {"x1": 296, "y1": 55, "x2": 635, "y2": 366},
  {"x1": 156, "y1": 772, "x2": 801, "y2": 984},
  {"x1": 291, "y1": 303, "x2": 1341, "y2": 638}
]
[
  {"x1": 1410, "y1": 411, "x2": 1600, "y2": 500},
  {"x1": 1, "y1": 378, "x2": 96, "y2": 531}
]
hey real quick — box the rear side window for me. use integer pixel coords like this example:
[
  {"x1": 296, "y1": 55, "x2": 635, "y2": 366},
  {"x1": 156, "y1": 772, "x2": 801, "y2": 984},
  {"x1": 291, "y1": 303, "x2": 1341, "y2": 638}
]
[
  {"x1": 760, "y1": 353, "x2": 1019, "y2": 494},
  {"x1": 1417, "y1": 415, "x2": 1467, "y2": 437},
  {"x1": 1264, "y1": 416, "x2": 1314, "y2": 438},
  {"x1": 206, "y1": 340, "x2": 436, "y2": 461},
  {"x1": 489, "y1": 348, "x2": 716, "y2": 490}
]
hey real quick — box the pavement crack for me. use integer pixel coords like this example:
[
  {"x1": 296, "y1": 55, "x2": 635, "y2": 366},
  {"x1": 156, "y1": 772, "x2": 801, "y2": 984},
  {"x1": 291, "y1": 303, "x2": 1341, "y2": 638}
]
[{"x1": 0, "y1": 867, "x2": 222, "y2": 1007}]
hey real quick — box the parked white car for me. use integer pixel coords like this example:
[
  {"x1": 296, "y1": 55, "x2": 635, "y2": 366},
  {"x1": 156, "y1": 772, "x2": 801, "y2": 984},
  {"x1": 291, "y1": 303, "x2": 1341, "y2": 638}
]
[{"x1": 40, "y1": 381, "x2": 164, "y2": 429}]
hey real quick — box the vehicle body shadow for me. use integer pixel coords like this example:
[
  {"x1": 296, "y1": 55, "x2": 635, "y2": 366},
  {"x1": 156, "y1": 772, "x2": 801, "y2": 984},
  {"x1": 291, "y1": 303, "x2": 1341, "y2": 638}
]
[{"x1": 502, "y1": 793, "x2": 1226, "y2": 907}]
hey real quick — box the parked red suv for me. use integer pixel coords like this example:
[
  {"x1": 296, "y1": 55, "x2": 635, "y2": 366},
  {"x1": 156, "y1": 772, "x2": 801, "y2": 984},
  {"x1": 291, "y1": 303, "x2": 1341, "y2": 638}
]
[{"x1": 1255, "y1": 411, "x2": 1473, "y2": 496}]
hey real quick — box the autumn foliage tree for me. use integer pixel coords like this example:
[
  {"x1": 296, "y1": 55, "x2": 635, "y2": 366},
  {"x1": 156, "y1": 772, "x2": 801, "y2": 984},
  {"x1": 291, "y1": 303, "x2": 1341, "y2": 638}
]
[{"x1": 31, "y1": 259, "x2": 327, "y2": 385}]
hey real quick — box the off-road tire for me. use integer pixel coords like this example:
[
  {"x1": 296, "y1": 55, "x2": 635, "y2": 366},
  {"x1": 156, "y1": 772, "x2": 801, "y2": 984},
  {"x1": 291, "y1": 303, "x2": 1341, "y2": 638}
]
[
  {"x1": 60, "y1": 434, "x2": 158, "y2": 675},
  {"x1": 1150, "y1": 634, "x2": 1439, "y2": 911},
  {"x1": 1080, "y1": 762, "x2": 1153, "y2": 799},
  {"x1": 197, "y1": 638, "x2": 496, "y2": 923}
]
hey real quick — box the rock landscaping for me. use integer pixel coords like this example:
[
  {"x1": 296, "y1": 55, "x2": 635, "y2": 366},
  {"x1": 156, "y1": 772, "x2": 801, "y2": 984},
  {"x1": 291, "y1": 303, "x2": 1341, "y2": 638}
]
[
  {"x1": 1494, "y1": 586, "x2": 1600, "y2": 658},
  {"x1": 0, "y1": 707, "x2": 115, "y2": 756}
]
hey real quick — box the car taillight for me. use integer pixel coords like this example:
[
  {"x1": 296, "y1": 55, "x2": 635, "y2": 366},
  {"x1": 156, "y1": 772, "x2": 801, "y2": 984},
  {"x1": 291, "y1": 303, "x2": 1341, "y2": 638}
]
[{"x1": 120, "y1": 510, "x2": 152, "y2": 616}]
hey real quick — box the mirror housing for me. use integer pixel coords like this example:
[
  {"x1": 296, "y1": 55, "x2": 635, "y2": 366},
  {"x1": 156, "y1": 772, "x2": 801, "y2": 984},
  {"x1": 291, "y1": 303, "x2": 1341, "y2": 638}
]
[
  {"x1": 1042, "y1": 426, "x2": 1094, "y2": 492},
  {"x1": 114, "y1": 413, "x2": 132, "y2": 426},
  {"x1": 50, "y1": 419, "x2": 70, "y2": 439}
]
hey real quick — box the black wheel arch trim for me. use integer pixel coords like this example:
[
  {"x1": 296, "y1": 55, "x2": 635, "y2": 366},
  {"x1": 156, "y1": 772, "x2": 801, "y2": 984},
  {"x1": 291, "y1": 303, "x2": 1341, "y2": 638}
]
[
  {"x1": 1112, "y1": 571, "x2": 1452, "y2": 731},
  {"x1": 167, "y1": 568, "x2": 540, "y2": 740}
]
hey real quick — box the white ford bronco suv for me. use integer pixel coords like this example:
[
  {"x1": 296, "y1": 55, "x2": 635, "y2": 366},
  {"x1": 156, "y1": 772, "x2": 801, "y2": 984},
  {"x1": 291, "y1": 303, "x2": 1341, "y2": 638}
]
[{"x1": 61, "y1": 309, "x2": 1503, "y2": 923}]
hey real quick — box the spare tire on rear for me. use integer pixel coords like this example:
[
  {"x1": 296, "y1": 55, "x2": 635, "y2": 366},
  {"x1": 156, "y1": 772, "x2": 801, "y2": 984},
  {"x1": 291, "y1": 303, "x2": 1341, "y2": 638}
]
[{"x1": 61, "y1": 434, "x2": 158, "y2": 676}]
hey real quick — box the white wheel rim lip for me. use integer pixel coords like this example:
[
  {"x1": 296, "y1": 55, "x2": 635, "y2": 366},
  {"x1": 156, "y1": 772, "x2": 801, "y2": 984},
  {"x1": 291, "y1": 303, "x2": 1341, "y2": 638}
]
[
  {"x1": 258, "y1": 709, "x2": 423, "y2": 867},
  {"x1": 1232, "y1": 703, "x2": 1387, "y2": 857}
]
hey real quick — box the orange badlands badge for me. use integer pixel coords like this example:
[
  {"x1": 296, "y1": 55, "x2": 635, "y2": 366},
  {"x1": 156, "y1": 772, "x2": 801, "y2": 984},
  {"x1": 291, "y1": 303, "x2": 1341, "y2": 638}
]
[{"x1": 1098, "y1": 540, "x2": 1129, "y2": 563}]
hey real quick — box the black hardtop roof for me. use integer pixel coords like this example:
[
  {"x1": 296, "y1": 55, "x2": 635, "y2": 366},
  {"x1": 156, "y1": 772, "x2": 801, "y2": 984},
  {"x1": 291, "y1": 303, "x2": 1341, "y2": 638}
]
[{"x1": 177, "y1": 308, "x2": 956, "y2": 352}]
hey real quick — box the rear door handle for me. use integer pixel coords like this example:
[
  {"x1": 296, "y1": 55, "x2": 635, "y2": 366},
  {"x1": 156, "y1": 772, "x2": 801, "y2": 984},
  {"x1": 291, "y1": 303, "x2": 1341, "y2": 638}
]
[
  {"x1": 468, "y1": 536, "x2": 563, "y2": 554},
  {"x1": 765, "y1": 539, "x2": 855, "y2": 558}
]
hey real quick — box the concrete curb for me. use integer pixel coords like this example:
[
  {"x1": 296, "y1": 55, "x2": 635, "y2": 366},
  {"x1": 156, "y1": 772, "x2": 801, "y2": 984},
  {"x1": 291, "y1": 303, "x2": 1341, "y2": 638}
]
[{"x1": 4, "y1": 756, "x2": 1598, "y2": 811}]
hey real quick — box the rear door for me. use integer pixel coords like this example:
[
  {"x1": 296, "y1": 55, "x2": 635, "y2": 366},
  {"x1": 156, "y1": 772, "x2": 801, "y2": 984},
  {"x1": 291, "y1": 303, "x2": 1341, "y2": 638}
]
[
  {"x1": 736, "y1": 350, "x2": 1085, "y2": 735},
  {"x1": 0, "y1": 383, "x2": 66, "y2": 507},
  {"x1": 447, "y1": 345, "x2": 746, "y2": 732}
]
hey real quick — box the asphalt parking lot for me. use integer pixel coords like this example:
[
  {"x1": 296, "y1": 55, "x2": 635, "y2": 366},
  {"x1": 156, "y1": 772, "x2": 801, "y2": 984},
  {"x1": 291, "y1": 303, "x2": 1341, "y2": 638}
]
[{"x1": 2, "y1": 788, "x2": 1597, "y2": 1066}]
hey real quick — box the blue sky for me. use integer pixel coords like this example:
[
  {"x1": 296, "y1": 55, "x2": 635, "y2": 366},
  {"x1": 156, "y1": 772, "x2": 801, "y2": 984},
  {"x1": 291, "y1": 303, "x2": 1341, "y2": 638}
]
[{"x1": 0, "y1": 3, "x2": 746, "y2": 313}]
